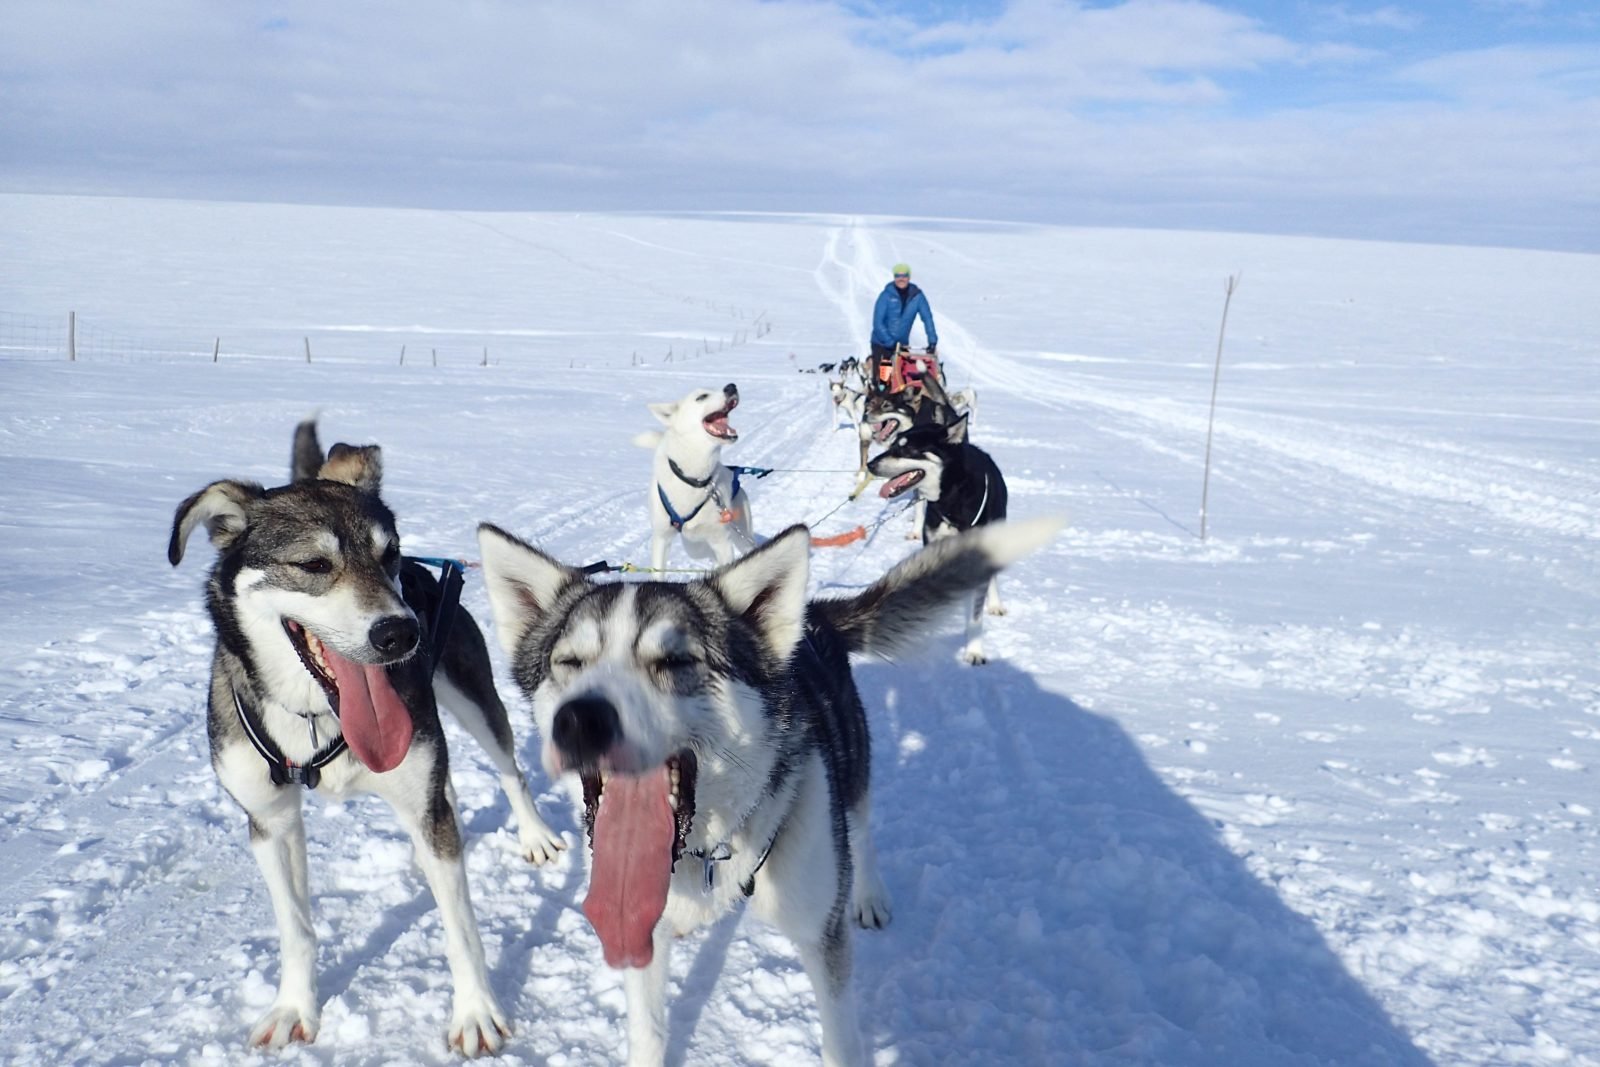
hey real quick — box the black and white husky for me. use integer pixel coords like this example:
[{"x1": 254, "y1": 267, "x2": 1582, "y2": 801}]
[
  {"x1": 864, "y1": 376, "x2": 978, "y2": 542},
  {"x1": 476, "y1": 515, "x2": 1060, "y2": 1065},
  {"x1": 167, "y1": 421, "x2": 564, "y2": 1057},
  {"x1": 635, "y1": 383, "x2": 755, "y2": 571},
  {"x1": 868, "y1": 415, "x2": 1011, "y2": 664}
]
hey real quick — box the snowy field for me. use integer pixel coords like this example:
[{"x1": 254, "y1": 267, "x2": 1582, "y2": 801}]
[{"x1": 2, "y1": 193, "x2": 1598, "y2": 1066}]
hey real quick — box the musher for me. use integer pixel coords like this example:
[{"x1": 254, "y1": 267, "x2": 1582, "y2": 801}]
[{"x1": 868, "y1": 262, "x2": 938, "y2": 394}]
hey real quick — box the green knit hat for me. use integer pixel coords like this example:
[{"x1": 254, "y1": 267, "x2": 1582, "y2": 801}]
[{"x1": 892, "y1": 263, "x2": 911, "y2": 278}]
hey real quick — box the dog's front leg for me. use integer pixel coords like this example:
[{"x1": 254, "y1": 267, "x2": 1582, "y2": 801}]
[
  {"x1": 650, "y1": 528, "x2": 670, "y2": 573},
  {"x1": 246, "y1": 797, "x2": 320, "y2": 1048},
  {"x1": 906, "y1": 498, "x2": 926, "y2": 541},
  {"x1": 385, "y1": 771, "x2": 510, "y2": 1057},
  {"x1": 622, "y1": 924, "x2": 673, "y2": 1067},
  {"x1": 959, "y1": 584, "x2": 987, "y2": 665}
]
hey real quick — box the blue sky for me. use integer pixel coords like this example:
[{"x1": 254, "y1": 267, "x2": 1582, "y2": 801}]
[{"x1": 2, "y1": 0, "x2": 1596, "y2": 251}]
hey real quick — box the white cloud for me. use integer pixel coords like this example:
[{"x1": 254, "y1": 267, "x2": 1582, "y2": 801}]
[{"x1": 0, "y1": 0, "x2": 1595, "y2": 249}]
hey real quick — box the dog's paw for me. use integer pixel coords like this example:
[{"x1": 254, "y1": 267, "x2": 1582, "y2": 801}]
[
  {"x1": 905, "y1": 530, "x2": 920, "y2": 541},
  {"x1": 519, "y1": 825, "x2": 568, "y2": 867},
  {"x1": 959, "y1": 645, "x2": 988, "y2": 666},
  {"x1": 448, "y1": 993, "x2": 511, "y2": 1058},
  {"x1": 986, "y1": 603, "x2": 1007, "y2": 617},
  {"x1": 855, "y1": 886, "x2": 893, "y2": 930},
  {"x1": 248, "y1": 1004, "x2": 319, "y2": 1049}
]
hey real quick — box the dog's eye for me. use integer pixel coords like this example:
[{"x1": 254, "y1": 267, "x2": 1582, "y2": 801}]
[
  {"x1": 381, "y1": 543, "x2": 401, "y2": 572},
  {"x1": 552, "y1": 653, "x2": 584, "y2": 671},
  {"x1": 695, "y1": 393, "x2": 709, "y2": 401},
  {"x1": 294, "y1": 558, "x2": 333, "y2": 575},
  {"x1": 656, "y1": 651, "x2": 698, "y2": 671}
]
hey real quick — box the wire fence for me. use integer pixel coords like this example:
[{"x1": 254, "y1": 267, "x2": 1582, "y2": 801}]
[
  {"x1": 0, "y1": 311, "x2": 72, "y2": 361},
  {"x1": 0, "y1": 309, "x2": 779, "y2": 369}
]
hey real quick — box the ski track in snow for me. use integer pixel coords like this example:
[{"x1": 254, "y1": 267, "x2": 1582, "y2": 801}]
[{"x1": 2, "y1": 198, "x2": 1598, "y2": 1066}]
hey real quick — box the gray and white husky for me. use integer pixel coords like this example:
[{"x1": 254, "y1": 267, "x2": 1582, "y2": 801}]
[
  {"x1": 634, "y1": 383, "x2": 755, "y2": 572},
  {"x1": 476, "y1": 515, "x2": 1061, "y2": 1065},
  {"x1": 168, "y1": 421, "x2": 564, "y2": 1057}
]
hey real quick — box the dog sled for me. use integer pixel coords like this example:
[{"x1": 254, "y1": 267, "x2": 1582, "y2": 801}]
[{"x1": 869, "y1": 344, "x2": 945, "y2": 398}]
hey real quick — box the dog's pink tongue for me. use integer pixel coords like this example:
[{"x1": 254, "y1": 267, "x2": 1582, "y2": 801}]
[
  {"x1": 324, "y1": 649, "x2": 413, "y2": 773},
  {"x1": 880, "y1": 472, "x2": 919, "y2": 498},
  {"x1": 584, "y1": 768, "x2": 675, "y2": 969}
]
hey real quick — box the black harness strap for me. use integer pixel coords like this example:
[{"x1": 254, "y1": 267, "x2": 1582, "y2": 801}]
[
  {"x1": 420, "y1": 557, "x2": 465, "y2": 674},
  {"x1": 231, "y1": 689, "x2": 347, "y2": 790},
  {"x1": 668, "y1": 457, "x2": 714, "y2": 488}
]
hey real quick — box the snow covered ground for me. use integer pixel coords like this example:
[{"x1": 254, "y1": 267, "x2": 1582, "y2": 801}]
[{"x1": 2, "y1": 193, "x2": 1598, "y2": 1065}]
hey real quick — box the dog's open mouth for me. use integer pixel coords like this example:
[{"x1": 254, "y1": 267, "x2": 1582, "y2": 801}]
[
  {"x1": 702, "y1": 395, "x2": 739, "y2": 441},
  {"x1": 879, "y1": 469, "x2": 925, "y2": 498},
  {"x1": 281, "y1": 619, "x2": 414, "y2": 773},
  {"x1": 580, "y1": 750, "x2": 698, "y2": 969},
  {"x1": 284, "y1": 619, "x2": 339, "y2": 703},
  {"x1": 872, "y1": 418, "x2": 900, "y2": 443}
]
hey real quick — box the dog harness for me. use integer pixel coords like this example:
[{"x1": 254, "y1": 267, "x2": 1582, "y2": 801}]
[
  {"x1": 657, "y1": 461, "x2": 753, "y2": 531},
  {"x1": 971, "y1": 475, "x2": 991, "y2": 525},
  {"x1": 232, "y1": 689, "x2": 349, "y2": 790},
  {"x1": 683, "y1": 832, "x2": 778, "y2": 897},
  {"x1": 230, "y1": 557, "x2": 466, "y2": 790}
]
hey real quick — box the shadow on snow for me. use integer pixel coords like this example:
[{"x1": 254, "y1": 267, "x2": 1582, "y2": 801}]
[{"x1": 794, "y1": 658, "x2": 1432, "y2": 1066}]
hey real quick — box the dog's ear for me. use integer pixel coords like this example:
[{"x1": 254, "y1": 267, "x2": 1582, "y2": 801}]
[
  {"x1": 318, "y1": 443, "x2": 383, "y2": 493},
  {"x1": 476, "y1": 523, "x2": 587, "y2": 657},
  {"x1": 945, "y1": 413, "x2": 969, "y2": 444},
  {"x1": 705, "y1": 524, "x2": 811, "y2": 661},
  {"x1": 290, "y1": 416, "x2": 324, "y2": 483},
  {"x1": 169, "y1": 480, "x2": 265, "y2": 565},
  {"x1": 647, "y1": 402, "x2": 678, "y2": 425}
]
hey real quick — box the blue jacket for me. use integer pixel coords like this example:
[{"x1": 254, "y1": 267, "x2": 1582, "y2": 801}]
[{"x1": 871, "y1": 282, "x2": 937, "y2": 348}]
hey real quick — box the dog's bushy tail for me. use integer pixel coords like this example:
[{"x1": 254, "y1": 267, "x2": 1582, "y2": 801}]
[{"x1": 811, "y1": 516, "x2": 1064, "y2": 658}]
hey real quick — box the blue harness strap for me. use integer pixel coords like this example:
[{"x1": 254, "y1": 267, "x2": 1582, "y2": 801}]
[
  {"x1": 659, "y1": 466, "x2": 748, "y2": 531},
  {"x1": 658, "y1": 483, "x2": 708, "y2": 531}
]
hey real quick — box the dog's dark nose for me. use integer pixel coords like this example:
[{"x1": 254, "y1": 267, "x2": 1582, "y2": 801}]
[
  {"x1": 369, "y1": 615, "x2": 419, "y2": 659},
  {"x1": 723, "y1": 383, "x2": 738, "y2": 399},
  {"x1": 553, "y1": 695, "x2": 621, "y2": 770}
]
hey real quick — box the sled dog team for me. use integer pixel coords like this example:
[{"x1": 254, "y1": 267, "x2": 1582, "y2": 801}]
[{"x1": 169, "y1": 381, "x2": 1057, "y2": 1065}]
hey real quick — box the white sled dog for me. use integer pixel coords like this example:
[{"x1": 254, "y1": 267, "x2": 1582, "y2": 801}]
[
  {"x1": 168, "y1": 420, "x2": 564, "y2": 1057},
  {"x1": 476, "y1": 515, "x2": 1062, "y2": 1065},
  {"x1": 634, "y1": 383, "x2": 754, "y2": 571}
]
